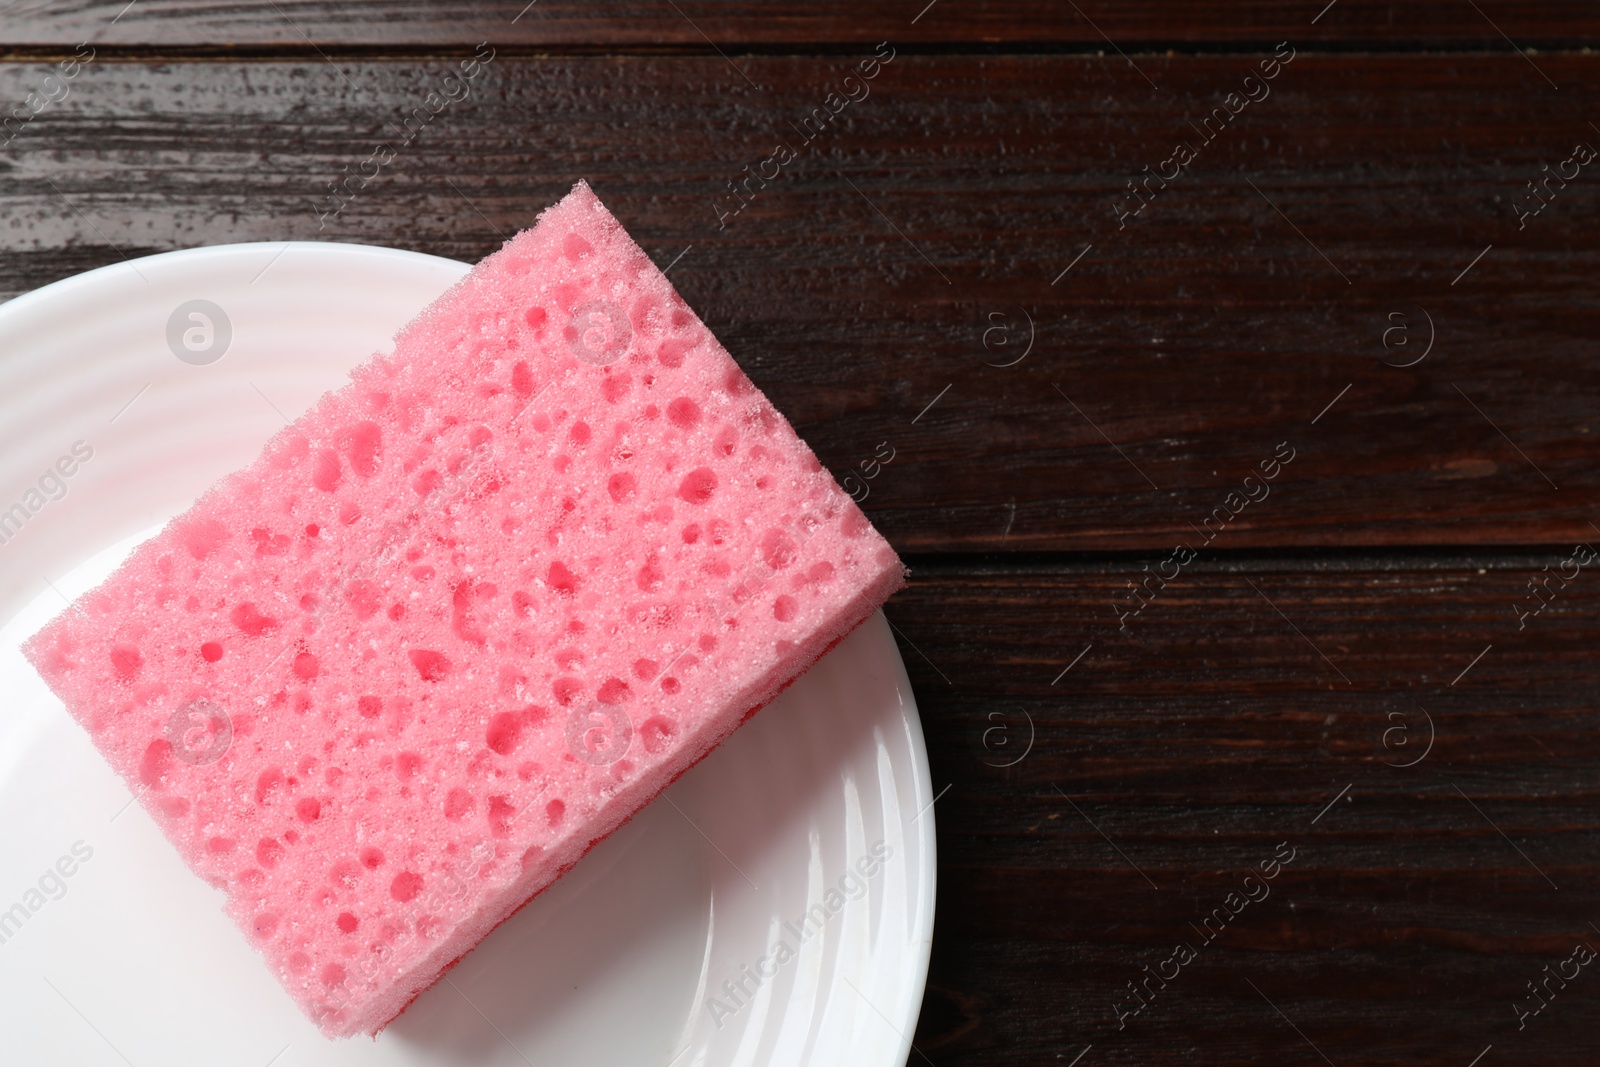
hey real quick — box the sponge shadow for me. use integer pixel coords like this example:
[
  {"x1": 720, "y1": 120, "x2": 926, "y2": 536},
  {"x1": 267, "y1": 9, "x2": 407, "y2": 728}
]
[{"x1": 389, "y1": 800, "x2": 710, "y2": 1064}]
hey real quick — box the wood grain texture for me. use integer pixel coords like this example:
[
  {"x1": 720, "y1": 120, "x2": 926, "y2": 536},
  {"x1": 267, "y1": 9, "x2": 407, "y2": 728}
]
[
  {"x1": 892, "y1": 559, "x2": 1600, "y2": 1064},
  {"x1": 0, "y1": 54, "x2": 1593, "y2": 551},
  {"x1": 1, "y1": 0, "x2": 1597, "y2": 48},
  {"x1": 3, "y1": 4, "x2": 1600, "y2": 1062},
  {"x1": 1, "y1": 12, "x2": 1597, "y2": 1066}
]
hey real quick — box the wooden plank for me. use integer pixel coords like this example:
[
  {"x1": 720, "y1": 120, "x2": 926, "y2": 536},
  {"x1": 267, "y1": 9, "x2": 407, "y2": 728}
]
[
  {"x1": 890, "y1": 561, "x2": 1600, "y2": 1064},
  {"x1": 0, "y1": 54, "x2": 1594, "y2": 551},
  {"x1": 1, "y1": 0, "x2": 1597, "y2": 49}
]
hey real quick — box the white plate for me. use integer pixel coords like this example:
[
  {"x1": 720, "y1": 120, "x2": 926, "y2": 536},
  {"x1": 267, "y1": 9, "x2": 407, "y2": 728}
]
[{"x1": 0, "y1": 243, "x2": 935, "y2": 1067}]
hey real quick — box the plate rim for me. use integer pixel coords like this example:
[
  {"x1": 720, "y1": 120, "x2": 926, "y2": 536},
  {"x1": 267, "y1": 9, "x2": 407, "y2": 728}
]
[{"x1": 0, "y1": 240, "x2": 473, "y2": 320}]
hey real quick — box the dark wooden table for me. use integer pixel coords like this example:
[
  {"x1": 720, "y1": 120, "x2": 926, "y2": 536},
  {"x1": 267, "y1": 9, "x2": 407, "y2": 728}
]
[{"x1": 5, "y1": 3, "x2": 1598, "y2": 1064}]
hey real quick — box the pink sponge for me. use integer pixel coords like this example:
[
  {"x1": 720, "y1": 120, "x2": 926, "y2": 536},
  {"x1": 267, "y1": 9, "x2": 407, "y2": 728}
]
[{"x1": 24, "y1": 182, "x2": 905, "y2": 1038}]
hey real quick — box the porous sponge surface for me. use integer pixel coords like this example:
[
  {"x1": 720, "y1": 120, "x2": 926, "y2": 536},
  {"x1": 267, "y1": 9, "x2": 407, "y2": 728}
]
[{"x1": 23, "y1": 182, "x2": 904, "y2": 1037}]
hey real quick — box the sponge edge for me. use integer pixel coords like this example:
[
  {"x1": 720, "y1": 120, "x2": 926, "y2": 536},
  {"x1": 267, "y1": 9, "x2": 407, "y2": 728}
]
[{"x1": 23, "y1": 181, "x2": 906, "y2": 1038}]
